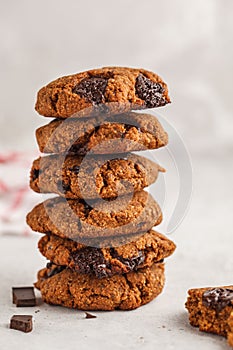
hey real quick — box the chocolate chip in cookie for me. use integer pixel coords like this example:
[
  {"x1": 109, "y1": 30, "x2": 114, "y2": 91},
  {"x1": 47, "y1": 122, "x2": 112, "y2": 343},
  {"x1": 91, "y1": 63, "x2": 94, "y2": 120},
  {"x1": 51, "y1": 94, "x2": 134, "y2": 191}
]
[
  {"x1": 73, "y1": 77, "x2": 108, "y2": 105},
  {"x1": 135, "y1": 74, "x2": 167, "y2": 108}
]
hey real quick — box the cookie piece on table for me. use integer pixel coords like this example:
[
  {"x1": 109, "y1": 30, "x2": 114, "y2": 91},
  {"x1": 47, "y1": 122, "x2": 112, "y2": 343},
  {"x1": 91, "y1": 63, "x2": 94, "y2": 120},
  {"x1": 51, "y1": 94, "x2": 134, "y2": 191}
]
[
  {"x1": 26, "y1": 191, "x2": 162, "y2": 242},
  {"x1": 35, "y1": 67, "x2": 170, "y2": 118},
  {"x1": 30, "y1": 153, "x2": 165, "y2": 200},
  {"x1": 36, "y1": 112, "x2": 168, "y2": 155},
  {"x1": 35, "y1": 262, "x2": 165, "y2": 311},
  {"x1": 38, "y1": 230, "x2": 176, "y2": 278},
  {"x1": 185, "y1": 286, "x2": 233, "y2": 337}
]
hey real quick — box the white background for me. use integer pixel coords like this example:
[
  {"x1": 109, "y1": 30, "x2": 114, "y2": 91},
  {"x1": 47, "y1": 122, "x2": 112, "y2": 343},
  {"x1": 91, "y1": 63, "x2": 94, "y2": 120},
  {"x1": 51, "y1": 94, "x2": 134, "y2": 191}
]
[{"x1": 0, "y1": 1, "x2": 233, "y2": 349}]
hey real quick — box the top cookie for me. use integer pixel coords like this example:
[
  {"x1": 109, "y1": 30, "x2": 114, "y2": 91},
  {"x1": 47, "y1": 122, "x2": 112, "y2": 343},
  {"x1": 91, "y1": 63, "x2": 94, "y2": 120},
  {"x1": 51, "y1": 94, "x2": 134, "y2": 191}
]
[{"x1": 35, "y1": 67, "x2": 170, "y2": 118}]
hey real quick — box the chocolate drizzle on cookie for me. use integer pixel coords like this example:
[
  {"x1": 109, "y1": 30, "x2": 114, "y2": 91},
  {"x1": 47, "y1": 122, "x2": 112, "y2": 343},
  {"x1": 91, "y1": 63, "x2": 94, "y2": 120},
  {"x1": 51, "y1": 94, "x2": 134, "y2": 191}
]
[
  {"x1": 73, "y1": 77, "x2": 108, "y2": 105},
  {"x1": 202, "y1": 288, "x2": 233, "y2": 312},
  {"x1": 135, "y1": 74, "x2": 167, "y2": 108}
]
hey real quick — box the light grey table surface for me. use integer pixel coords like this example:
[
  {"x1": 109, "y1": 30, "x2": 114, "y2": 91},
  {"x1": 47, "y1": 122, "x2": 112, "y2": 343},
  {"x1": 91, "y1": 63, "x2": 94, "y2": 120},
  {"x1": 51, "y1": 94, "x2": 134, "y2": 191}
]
[{"x1": 0, "y1": 155, "x2": 232, "y2": 350}]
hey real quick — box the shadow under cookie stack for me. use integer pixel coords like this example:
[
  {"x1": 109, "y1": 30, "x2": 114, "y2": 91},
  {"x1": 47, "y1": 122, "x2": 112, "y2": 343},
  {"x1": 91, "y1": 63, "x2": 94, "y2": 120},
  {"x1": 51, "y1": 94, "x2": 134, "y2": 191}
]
[{"x1": 27, "y1": 67, "x2": 176, "y2": 311}]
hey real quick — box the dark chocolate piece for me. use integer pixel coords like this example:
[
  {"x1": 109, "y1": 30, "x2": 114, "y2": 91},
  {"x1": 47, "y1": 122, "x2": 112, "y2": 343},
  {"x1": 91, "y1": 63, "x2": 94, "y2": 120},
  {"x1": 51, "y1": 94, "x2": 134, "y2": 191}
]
[
  {"x1": 202, "y1": 288, "x2": 233, "y2": 312},
  {"x1": 85, "y1": 312, "x2": 97, "y2": 319},
  {"x1": 135, "y1": 74, "x2": 166, "y2": 108},
  {"x1": 10, "y1": 315, "x2": 33, "y2": 333},
  {"x1": 72, "y1": 77, "x2": 108, "y2": 105},
  {"x1": 12, "y1": 287, "x2": 36, "y2": 307}
]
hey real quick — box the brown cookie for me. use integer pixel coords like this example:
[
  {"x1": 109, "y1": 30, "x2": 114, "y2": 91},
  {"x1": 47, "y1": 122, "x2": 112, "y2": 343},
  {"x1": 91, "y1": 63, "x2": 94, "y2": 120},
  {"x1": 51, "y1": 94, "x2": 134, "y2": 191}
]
[
  {"x1": 30, "y1": 153, "x2": 165, "y2": 200},
  {"x1": 36, "y1": 112, "x2": 168, "y2": 155},
  {"x1": 38, "y1": 230, "x2": 176, "y2": 278},
  {"x1": 26, "y1": 191, "x2": 162, "y2": 241},
  {"x1": 186, "y1": 286, "x2": 233, "y2": 337},
  {"x1": 35, "y1": 67, "x2": 170, "y2": 118},
  {"x1": 228, "y1": 312, "x2": 233, "y2": 346},
  {"x1": 35, "y1": 262, "x2": 165, "y2": 310}
]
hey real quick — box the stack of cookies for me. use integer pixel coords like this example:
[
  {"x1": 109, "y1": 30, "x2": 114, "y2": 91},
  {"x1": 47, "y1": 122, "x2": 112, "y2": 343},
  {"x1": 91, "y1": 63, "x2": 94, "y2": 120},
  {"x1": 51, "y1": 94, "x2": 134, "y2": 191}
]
[{"x1": 27, "y1": 67, "x2": 176, "y2": 311}]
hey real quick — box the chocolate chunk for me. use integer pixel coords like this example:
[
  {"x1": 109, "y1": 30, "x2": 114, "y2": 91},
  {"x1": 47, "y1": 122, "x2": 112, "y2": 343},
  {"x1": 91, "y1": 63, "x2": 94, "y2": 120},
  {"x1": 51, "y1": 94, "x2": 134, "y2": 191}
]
[
  {"x1": 70, "y1": 247, "x2": 146, "y2": 278},
  {"x1": 72, "y1": 77, "x2": 108, "y2": 105},
  {"x1": 135, "y1": 74, "x2": 166, "y2": 108},
  {"x1": 71, "y1": 247, "x2": 108, "y2": 278},
  {"x1": 124, "y1": 124, "x2": 141, "y2": 132},
  {"x1": 110, "y1": 249, "x2": 145, "y2": 271},
  {"x1": 12, "y1": 287, "x2": 36, "y2": 307},
  {"x1": 69, "y1": 143, "x2": 88, "y2": 155},
  {"x1": 10, "y1": 315, "x2": 33, "y2": 333},
  {"x1": 57, "y1": 179, "x2": 70, "y2": 193},
  {"x1": 202, "y1": 288, "x2": 233, "y2": 312},
  {"x1": 82, "y1": 200, "x2": 93, "y2": 213},
  {"x1": 85, "y1": 312, "x2": 97, "y2": 319},
  {"x1": 31, "y1": 169, "x2": 39, "y2": 181},
  {"x1": 68, "y1": 166, "x2": 80, "y2": 175},
  {"x1": 46, "y1": 263, "x2": 66, "y2": 278}
]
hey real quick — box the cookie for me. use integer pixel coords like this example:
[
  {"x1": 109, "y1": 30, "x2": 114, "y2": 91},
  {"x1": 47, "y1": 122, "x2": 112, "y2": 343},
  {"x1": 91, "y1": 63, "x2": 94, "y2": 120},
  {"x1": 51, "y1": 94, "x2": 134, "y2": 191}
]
[
  {"x1": 30, "y1": 153, "x2": 165, "y2": 200},
  {"x1": 35, "y1": 67, "x2": 170, "y2": 118},
  {"x1": 38, "y1": 230, "x2": 176, "y2": 278},
  {"x1": 35, "y1": 262, "x2": 165, "y2": 310},
  {"x1": 185, "y1": 286, "x2": 233, "y2": 337},
  {"x1": 227, "y1": 312, "x2": 233, "y2": 346},
  {"x1": 36, "y1": 112, "x2": 168, "y2": 155},
  {"x1": 26, "y1": 191, "x2": 162, "y2": 242}
]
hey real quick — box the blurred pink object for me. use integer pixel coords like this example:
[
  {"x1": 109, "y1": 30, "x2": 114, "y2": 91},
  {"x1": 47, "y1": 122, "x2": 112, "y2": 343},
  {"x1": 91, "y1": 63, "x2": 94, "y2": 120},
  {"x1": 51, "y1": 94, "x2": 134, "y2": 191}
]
[{"x1": 0, "y1": 151, "x2": 39, "y2": 236}]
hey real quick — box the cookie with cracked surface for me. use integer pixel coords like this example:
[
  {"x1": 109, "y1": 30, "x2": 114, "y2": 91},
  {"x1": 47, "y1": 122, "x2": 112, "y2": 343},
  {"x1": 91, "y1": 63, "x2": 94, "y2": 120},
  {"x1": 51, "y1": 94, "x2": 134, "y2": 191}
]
[
  {"x1": 185, "y1": 286, "x2": 233, "y2": 337},
  {"x1": 35, "y1": 262, "x2": 165, "y2": 310},
  {"x1": 26, "y1": 191, "x2": 162, "y2": 241},
  {"x1": 227, "y1": 312, "x2": 233, "y2": 346},
  {"x1": 36, "y1": 112, "x2": 168, "y2": 155},
  {"x1": 30, "y1": 153, "x2": 165, "y2": 200},
  {"x1": 35, "y1": 67, "x2": 170, "y2": 118},
  {"x1": 38, "y1": 230, "x2": 176, "y2": 278}
]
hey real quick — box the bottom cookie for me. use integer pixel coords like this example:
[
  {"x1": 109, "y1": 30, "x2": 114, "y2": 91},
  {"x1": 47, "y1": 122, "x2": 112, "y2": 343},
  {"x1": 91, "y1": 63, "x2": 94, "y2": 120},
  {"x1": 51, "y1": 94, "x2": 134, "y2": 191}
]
[{"x1": 35, "y1": 262, "x2": 165, "y2": 311}]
